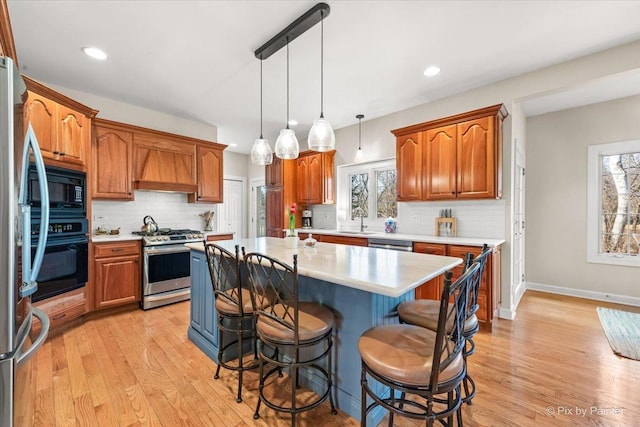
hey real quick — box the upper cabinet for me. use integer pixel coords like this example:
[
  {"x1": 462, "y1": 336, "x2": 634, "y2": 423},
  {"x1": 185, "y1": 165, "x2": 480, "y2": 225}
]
[
  {"x1": 23, "y1": 77, "x2": 98, "y2": 171},
  {"x1": 296, "y1": 150, "x2": 335, "y2": 205},
  {"x1": 265, "y1": 158, "x2": 298, "y2": 237},
  {"x1": 392, "y1": 104, "x2": 508, "y2": 201},
  {"x1": 92, "y1": 119, "x2": 133, "y2": 200},
  {"x1": 91, "y1": 118, "x2": 225, "y2": 201},
  {"x1": 187, "y1": 144, "x2": 223, "y2": 203}
]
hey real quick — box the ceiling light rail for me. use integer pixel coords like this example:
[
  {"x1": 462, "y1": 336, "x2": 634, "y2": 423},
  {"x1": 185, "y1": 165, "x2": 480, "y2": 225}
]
[{"x1": 254, "y1": 3, "x2": 330, "y2": 60}]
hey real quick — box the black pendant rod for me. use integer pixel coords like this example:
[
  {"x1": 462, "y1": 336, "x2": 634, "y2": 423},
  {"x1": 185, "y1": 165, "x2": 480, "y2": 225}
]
[
  {"x1": 357, "y1": 114, "x2": 364, "y2": 149},
  {"x1": 286, "y1": 40, "x2": 290, "y2": 129},
  {"x1": 254, "y1": 3, "x2": 330, "y2": 60},
  {"x1": 259, "y1": 59, "x2": 264, "y2": 138},
  {"x1": 320, "y1": 11, "x2": 325, "y2": 119}
]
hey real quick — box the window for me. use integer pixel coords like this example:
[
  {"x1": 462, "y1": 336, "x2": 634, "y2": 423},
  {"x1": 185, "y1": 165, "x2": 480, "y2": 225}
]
[
  {"x1": 587, "y1": 140, "x2": 640, "y2": 266},
  {"x1": 338, "y1": 158, "x2": 397, "y2": 229}
]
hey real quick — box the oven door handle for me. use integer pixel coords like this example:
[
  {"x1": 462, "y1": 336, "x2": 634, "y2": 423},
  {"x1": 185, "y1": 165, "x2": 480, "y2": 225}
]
[{"x1": 145, "y1": 246, "x2": 191, "y2": 256}]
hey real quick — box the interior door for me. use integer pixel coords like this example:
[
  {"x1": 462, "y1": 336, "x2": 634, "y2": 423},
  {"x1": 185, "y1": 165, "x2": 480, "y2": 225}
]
[
  {"x1": 250, "y1": 178, "x2": 266, "y2": 238},
  {"x1": 218, "y1": 178, "x2": 244, "y2": 238},
  {"x1": 512, "y1": 147, "x2": 526, "y2": 302}
]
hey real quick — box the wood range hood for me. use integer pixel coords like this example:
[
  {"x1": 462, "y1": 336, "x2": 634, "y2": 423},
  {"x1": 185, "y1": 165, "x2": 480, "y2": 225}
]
[{"x1": 133, "y1": 143, "x2": 198, "y2": 194}]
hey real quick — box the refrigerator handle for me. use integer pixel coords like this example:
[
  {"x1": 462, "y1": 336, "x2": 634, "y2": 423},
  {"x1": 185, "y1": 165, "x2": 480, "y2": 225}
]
[
  {"x1": 18, "y1": 123, "x2": 50, "y2": 297},
  {"x1": 16, "y1": 308, "x2": 49, "y2": 367}
]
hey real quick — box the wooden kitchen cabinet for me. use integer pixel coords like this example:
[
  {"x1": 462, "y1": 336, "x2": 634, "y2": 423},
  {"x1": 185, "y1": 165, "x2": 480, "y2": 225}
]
[
  {"x1": 413, "y1": 242, "x2": 447, "y2": 300},
  {"x1": 265, "y1": 158, "x2": 298, "y2": 237},
  {"x1": 316, "y1": 234, "x2": 368, "y2": 247},
  {"x1": 412, "y1": 242, "x2": 500, "y2": 331},
  {"x1": 206, "y1": 233, "x2": 234, "y2": 242},
  {"x1": 92, "y1": 120, "x2": 133, "y2": 200},
  {"x1": 396, "y1": 132, "x2": 423, "y2": 201},
  {"x1": 392, "y1": 104, "x2": 507, "y2": 201},
  {"x1": 188, "y1": 144, "x2": 224, "y2": 203},
  {"x1": 23, "y1": 77, "x2": 97, "y2": 170},
  {"x1": 93, "y1": 241, "x2": 141, "y2": 309},
  {"x1": 296, "y1": 150, "x2": 335, "y2": 205}
]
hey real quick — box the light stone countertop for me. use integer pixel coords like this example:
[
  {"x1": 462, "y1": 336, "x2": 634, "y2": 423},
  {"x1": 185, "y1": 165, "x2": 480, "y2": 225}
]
[
  {"x1": 297, "y1": 228, "x2": 505, "y2": 247},
  {"x1": 186, "y1": 237, "x2": 462, "y2": 298},
  {"x1": 91, "y1": 234, "x2": 143, "y2": 243}
]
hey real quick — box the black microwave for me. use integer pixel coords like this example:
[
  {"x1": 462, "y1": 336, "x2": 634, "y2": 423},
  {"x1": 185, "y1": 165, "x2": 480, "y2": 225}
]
[{"x1": 28, "y1": 164, "x2": 86, "y2": 218}]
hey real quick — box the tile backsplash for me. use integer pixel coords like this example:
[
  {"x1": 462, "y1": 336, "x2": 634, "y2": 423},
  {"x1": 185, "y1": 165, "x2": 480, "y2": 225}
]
[
  {"x1": 92, "y1": 191, "x2": 219, "y2": 235},
  {"x1": 312, "y1": 199, "x2": 505, "y2": 239}
]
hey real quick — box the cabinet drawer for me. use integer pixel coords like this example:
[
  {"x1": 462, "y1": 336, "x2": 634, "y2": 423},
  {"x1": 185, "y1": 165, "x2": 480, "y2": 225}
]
[
  {"x1": 94, "y1": 241, "x2": 140, "y2": 258},
  {"x1": 206, "y1": 233, "x2": 234, "y2": 242},
  {"x1": 317, "y1": 234, "x2": 369, "y2": 247},
  {"x1": 413, "y1": 242, "x2": 447, "y2": 255}
]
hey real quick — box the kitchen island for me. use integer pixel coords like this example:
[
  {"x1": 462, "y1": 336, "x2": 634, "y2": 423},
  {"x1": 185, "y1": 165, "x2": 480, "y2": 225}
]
[{"x1": 186, "y1": 237, "x2": 462, "y2": 424}]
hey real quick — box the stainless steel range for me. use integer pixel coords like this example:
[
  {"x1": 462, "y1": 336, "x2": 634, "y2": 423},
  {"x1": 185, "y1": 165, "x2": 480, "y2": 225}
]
[{"x1": 132, "y1": 229, "x2": 204, "y2": 310}]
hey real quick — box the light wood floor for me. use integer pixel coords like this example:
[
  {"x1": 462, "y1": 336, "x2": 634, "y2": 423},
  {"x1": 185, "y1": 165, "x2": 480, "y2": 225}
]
[{"x1": 30, "y1": 291, "x2": 640, "y2": 426}]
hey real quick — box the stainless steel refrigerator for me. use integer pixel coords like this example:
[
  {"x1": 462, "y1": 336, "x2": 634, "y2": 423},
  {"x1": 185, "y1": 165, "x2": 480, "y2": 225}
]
[{"x1": 0, "y1": 56, "x2": 51, "y2": 427}]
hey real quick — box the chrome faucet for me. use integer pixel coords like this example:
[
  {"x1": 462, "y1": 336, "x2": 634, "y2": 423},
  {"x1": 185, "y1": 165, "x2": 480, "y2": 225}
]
[{"x1": 351, "y1": 207, "x2": 367, "y2": 232}]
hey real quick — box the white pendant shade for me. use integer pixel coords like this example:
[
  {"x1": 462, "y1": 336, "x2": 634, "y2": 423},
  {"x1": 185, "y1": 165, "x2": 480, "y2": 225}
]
[
  {"x1": 308, "y1": 117, "x2": 335, "y2": 152},
  {"x1": 354, "y1": 147, "x2": 364, "y2": 163},
  {"x1": 250, "y1": 137, "x2": 273, "y2": 165},
  {"x1": 275, "y1": 128, "x2": 299, "y2": 159}
]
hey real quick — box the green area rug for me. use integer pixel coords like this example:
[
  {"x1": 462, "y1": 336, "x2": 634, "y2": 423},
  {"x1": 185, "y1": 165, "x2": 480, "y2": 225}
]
[{"x1": 596, "y1": 307, "x2": 640, "y2": 360}]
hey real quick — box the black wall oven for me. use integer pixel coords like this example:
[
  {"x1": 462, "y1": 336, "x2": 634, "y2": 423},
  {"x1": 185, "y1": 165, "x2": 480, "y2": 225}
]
[{"x1": 30, "y1": 218, "x2": 89, "y2": 302}]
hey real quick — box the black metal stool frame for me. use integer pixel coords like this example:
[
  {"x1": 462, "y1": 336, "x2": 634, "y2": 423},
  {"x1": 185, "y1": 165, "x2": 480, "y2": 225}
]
[
  {"x1": 361, "y1": 261, "x2": 480, "y2": 427},
  {"x1": 204, "y1": 243, "x2": 259, "y2": 403},
  {"x1": 244, "y1": 250, "x2": 337, "y2": 426}
]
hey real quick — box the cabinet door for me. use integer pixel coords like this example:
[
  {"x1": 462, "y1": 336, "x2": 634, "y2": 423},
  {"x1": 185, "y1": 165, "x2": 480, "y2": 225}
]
[
  {"x1": 413, "y1": 242, "x2": 447, "y2": 299},
  {"x1": 265, "y1": 187, "x2": 284, "y2": 237},
  {"x1": 296, "y1": 155, "x2": 309, "y2": 203},
  {"x1": 396, "y1": 132, "x2": 422, "y2": 201},
  {"x1": 266, "y1": 157, "x2": 282, "y2": 187},
  {"x1": 321, "y1": 151, "x2": 335, "y2": 204},
  {"x1": 94, "y1": 255, "x2": 141, "y2": 309},
  {"x1": 23, "y1": 91, "x2": 57, "y2": 160},
  {"x1": 194, "y1": 145, "x2": 223, "y2": 203},
  {"x1": 93, "y1": 126, "x2": 133, "y2": 200},
  {"x1": 457, "y1": 116, "x2": 496, "y2": 199},
  {"x1": 424, "y1": 125, "x2": 457, "y2": 200},
  {"x1": 307, "y1": 153, "x2": 323, "y2": 204},
  {"x1": 57, "y1": 105, "x2": 87, "y2": 166}
]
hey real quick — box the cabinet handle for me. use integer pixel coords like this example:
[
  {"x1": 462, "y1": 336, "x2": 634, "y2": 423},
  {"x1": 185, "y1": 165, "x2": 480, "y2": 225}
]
[
  {"x1": 60, "y1": 152, "x2": 65, "y2": 156},
  {"x1": 134, "y1": 259, "x2": 139, "y2": 263},
  {"x1": 111, "y1": 248, "x2": 124, "y2": 252},
  {"x1": 53, "y1": 150, "x2": 59, "y2": 155},
  {"x1": 52, "y1": 313, "x2": 66, "y2": 321}
]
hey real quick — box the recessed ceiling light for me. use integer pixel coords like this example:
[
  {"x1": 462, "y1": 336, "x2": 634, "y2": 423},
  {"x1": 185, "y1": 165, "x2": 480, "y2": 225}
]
[
  {"x1": 288, "y1": 119, "x2": 298, "y2": 126},
  {"x1": 423, "y1": 66, "x2": 440, "y2": 77},
  {"x1": 81, "y1": 46, "x2": 108, "y2": 60}
]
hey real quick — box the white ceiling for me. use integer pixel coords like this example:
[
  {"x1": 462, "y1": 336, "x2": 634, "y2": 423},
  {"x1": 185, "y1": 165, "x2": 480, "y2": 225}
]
[{"x1": 7, "y1": 1, "x2": 640, "y2": 154}]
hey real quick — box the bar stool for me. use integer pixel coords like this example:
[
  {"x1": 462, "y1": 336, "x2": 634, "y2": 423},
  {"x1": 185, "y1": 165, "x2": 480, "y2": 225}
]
[
  {"x1": 359, "y1": 261, "x2": 480, "y2": 426},
  {"x1": 397, "y1": 244, "x2": 491, "y2": 404},
  {"x1": 204, "y1": 243, "x2": 267, "y2": 403},
  {"x1": 243, "y1": 251, "x2": 337, "y2": 426}
]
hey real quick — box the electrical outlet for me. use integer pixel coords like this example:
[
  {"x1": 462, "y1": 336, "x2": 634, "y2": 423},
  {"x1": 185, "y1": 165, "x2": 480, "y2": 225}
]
[{"x1": 411, "y1": 214, "x2": 420, "y2": 224}]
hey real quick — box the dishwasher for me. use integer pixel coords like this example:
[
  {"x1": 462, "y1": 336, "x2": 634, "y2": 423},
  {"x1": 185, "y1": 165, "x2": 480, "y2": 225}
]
[{"x1": 368, "y1": 237, "x2": 413, "y2": 252}]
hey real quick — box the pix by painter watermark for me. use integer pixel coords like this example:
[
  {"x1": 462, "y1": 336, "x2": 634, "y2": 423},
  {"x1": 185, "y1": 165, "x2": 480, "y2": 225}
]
[{"x1": 546, "y1": 405, "x2": 624, "y2": 417}]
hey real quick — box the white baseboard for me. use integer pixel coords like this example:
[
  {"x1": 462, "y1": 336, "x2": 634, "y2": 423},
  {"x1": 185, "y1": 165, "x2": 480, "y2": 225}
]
[
  {"x1": 498, "y1": 307, "x2": 516, "y2": 320},
  {"x1": 526, "y1": 282, "x2": 640, "y2": 307}
]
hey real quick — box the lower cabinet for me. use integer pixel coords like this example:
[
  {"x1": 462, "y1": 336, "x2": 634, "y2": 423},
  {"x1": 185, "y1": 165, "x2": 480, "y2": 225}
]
[
  {"x1": 297, "y1": 232, "x2": 369, "y2": 247},
  {"x1": 188, "y1": 250, "x2": 219, "y2": 361},
  {"x1": 413, "y1": 242, "x2": 501, "y2": 331},
  {"x1": 93, "y1": 241, "x2": 141, "y2": 309},
  {"x1": 32, "y1": 287, "x2": 86, "y2": 333},
  {"x1": 205, "y1": 233, "x2": 234, "y2": 242}
]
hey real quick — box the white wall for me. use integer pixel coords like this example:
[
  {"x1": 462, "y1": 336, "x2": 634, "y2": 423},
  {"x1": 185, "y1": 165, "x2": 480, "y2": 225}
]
[{"x1": 526, "y1": 94, "x2": 640, "y2": 299}]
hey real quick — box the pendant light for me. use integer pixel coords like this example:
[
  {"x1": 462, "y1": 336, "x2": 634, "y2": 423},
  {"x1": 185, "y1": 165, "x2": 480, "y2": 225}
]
[
  {"x1": 250, "y1": 59, "x2": 273, "y2": 165},
  {"x1": 308, "y1": 10, "x2": 335, "y2": 152},
  {"x1": 274, "y1": 38, "x2": 299, "y2": 159},
  {"x1": 354, "y1": 114, "x2": 365, "y2": 163}
]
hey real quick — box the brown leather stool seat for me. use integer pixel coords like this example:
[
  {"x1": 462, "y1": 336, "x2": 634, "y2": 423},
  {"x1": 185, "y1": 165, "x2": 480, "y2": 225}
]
[
  {"x1": 358, "y1": 324, "x2": 464, "y2": 387},
  {"x1": 215, "y1": 288, "x2": 271, "y2": 315},
  {"x1": 397, "y1": 300, "x2": 478, "y2": 334},
  {"x1": 257, "y1": 302, "x2": 334, "y2": 343}
]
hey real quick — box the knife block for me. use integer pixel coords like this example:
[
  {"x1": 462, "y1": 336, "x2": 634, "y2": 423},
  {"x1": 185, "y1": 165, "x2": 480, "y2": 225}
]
[{"x1": 435, "y1": 217, "x2": 457, "y2": 237}]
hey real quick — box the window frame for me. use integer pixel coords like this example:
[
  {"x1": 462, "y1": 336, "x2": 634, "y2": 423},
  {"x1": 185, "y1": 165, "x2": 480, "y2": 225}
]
[{"x1": 586, "y1": 139, "x2": 640, "y2": 267}]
